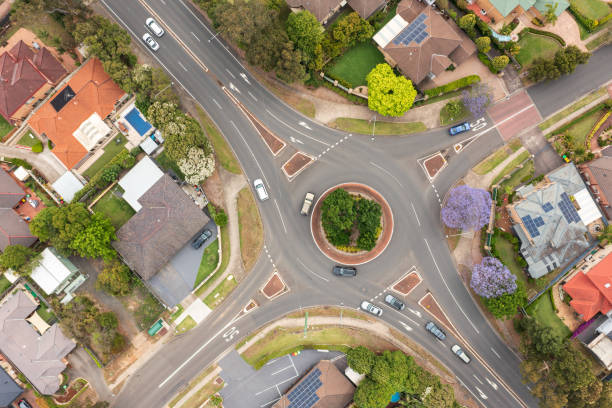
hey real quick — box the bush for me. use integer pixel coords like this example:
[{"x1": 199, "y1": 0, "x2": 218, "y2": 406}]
[
  {"x1": 478, "y1": 52, "x2": 500, "y2": 74},
  {"x1": 47, "y1": 140, "x2": 54, "y2": 150},
  {"x1": 531, "y1": 17, "x2": 544, "y2": 27},
  {"x1": 569, "y1": 4, "x2": 597, "y2": 31},
  {"x1": 2, "y1": 157, "x2": 32, "y2": 169},
  {"x1": 208, "y1": 203, "x2": 228, "y2": 227},
  {"x1": 73, "y1": 150, "x2": 138, "y2": 202},
  {"x1": 31, "y1": 140, "x2": 43, "y2": 153},
  {"x1": 424, "y1": 75, "x2": 480, "y2": 97}
]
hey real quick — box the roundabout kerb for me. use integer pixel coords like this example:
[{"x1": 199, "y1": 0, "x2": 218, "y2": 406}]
[{"x1": 310, "y1": 183, "x2": 394, "y2": 266}]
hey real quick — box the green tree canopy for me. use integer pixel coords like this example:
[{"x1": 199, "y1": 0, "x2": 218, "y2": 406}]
[
  {"x1": 366, "y1": 63, "x2": 417, "y2": 117},
  {"x1": 96, "y1": 261, "x2": 134, "y2": 296},
  {"x1": 347, "y1": 346, "x2": 376, "y2": 375},
  {"x1": 321, "y1": 188, "x2": 355, "y2": 246},
  {"x1": 286, "y1": 10, "x2": 323, "y2": 61},
  {"x1": 214, "y1": 0, "x2": 277, "y2": 46},
  {"x1": 492, "y1": 55, "x2": 509, "y2": 71},
  {"x1": 0, "y1": 245, "x2": 37, "y2": 276},
  {"x1": 353, "y1": 378, "x2": 393, "y2": 408},
  {"x1": 483, "y1": 282, "x2": 526, "y2": 318},
  {"x1": 475, "y1": 36, "x2": 491, "y2": 53}
]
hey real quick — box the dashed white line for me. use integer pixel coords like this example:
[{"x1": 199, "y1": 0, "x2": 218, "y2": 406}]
[
  {"x1": 248, "y1": 91, "x2": 258, "y2": 101},
  {"x1": 410, "y1": 202, "x2": 421, "y2": 227},
  {"x1": 473, "y1": 375, "x2": 484, "y2": 385},
  {"x1": 177, "y1": 61, "x2": 188, "y2": 71},
  {"x1": 212, "y1": 99, "x2": 222, "y2": 110},
  {"x1": 190, "y1": 31, "x2": 200, "y2": 41},
  {"x1": 230, "y1": 121, "x2": 268, "y2": 185},
  {"x1": 225, "y1": 68, "x2": 236, "y2": 79},
  {"x1": 490, "y1": 347, "x2": 501, "y2": 359},
  {"x1": 273, "y1": 199, "x2": 287, "y2": 234},
  {"x1": 297, "y1": 258, "x2": 329, "y2": 282}
]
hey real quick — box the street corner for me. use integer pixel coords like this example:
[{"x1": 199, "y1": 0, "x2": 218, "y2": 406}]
[
  {"x1": 390, "y1": 267, "x2": 423, "y2": 297},
  {"x1": 260, "y1": 272, "x2": 289, "y2": 300},
  {"x1": 417, "y1": 292, "x2": 457, "y2": 337},
  {"x1": 419, "y1": 151, "x2": 448, "y2": 181},
  {"x1": 487, "y1": 90, "x2": 542, "y2": 141},
  {"x1": 282, "y1": 151, "x2": 314, "y2": 181}
]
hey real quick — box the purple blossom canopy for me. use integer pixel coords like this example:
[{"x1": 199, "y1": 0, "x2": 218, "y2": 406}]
[
  {"x1": 441, "y1": 185, "x2": 492, "y2": 230},
  {"x1": 470, "y1": 256, "x2": 517, "y2": 298}
]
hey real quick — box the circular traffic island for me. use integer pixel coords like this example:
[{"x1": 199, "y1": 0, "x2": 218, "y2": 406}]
[{"x1": 310, "y1": 183, "x2": 393, "y2": 265}]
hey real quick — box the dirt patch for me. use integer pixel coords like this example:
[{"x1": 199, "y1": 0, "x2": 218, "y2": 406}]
[
  {"x1": 419, "y1": 293, "x2": 456, "y2": 337},
  {"x1": 202, "y1": 167, "x2": 225, "y2": 209},
  {"x1": 282, "y1": 152, "x2": 313, "y2": 179},
  {"x1": 424, "y1": 153, "x2": 447, "y2": 180},
  {"x1": 261, "y1": 273, "x2": 286, "y2": 299},
  {"x1": 392, "y1": 271, "x2": 422, "y2": 295},
  {"x1": 239, "y1": 105, "x2": 285, "y2": 155},
  {"x1": 495, "y1": 205, "x2": 513, "y2": 232}
]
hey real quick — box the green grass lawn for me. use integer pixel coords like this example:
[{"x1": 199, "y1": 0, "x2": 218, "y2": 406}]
[
  {"x1": 516, "y1": 34, "x2": 562, "y2": 68},
  {"x1": 169, "y1": 305, "x2": 184, "y2": 322},
  {"x1": 491, "y1": 150, "x2": 531, "y2": 186},
  {"x1": 499, "y1": 160, "x2": 534, "y2": 193},
  {"x1": 330, "y1": 117, "x2": 426, "y2": 135},
  {"x1": 17, "y1": 133, "x2": 40, "y2": 148},
  {"x1": 36, "y1": 303, "x2": 57, "y2": 324},
  {"x1": 473, "y1": 139, "x2": 522, "y2": 175},
  {"x1": 196, "y1": 106, "x2": 241, "y2": 174},
  {"x1": 493, "y1": 234, "x2": 527, "y2": 287},
  {"x1": 195, "y1": 225, "x2": 230, "y2": 298},
  {"x1": 204, "y1": 275, "x2": 237, "y2": 309},
  {"x1": 538, "y1": 87, "x2": 608, "y2": 131},
  {"x1": 193, "y1": 239, "x2": 219, "y2": 289},
  {"x1": 0, "y1": 115, "x2": 14, "y2": 139},
  {"x1": 83, "y1": 136, "x2": 127, "y2": 179},
  {"x1": 439, "y1": 100, "x2": 470, "y2": 126},
  {"x1": 526, "y1": 294, "x2": 571, "y2": 340},
  {"x1": 0, "y1": 276, "x2": 11, "y2": 294},
  {"x1": 176, "y1": 316, "x2": 197, "y2": 334},
  {"x1": 327, "y1": 42, "x2": 385, "y2": 88},
  {"x1": 92, "y1": 189, "x2": 135, "y2": 229},
  {"x1": 564, "y1": 109, "x2": 604, "y2": 149},
  {"x1": 571, "y1": 0, "x2": 611, "y2": 20}
]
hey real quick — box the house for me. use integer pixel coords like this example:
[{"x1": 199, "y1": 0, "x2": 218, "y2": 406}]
[
  {"x1": 272, "y1": 360, "x2": 355, "y2": 408},
  {"x1": 506, "y1": 163, "x2": 601, "y2": 278},
  {"x1": 578, "y1": 156, "x2": 612, "y2": 221},
  {"x1": 373, "y1": 0, "x2": 476, "y2": 85},
  {"x1": 563, "y1": 252, "x2": 612, "y2": 321},
  {"x1": 285, "y1": 0, "x2": 387, "y2": 23},
  {"x1": 113, "y1": 158, "x2": 209, "y2": 306},
  {"x1": 28, "y1": 58, "x2": 126, "y2": 170},
  {"x1": 0, "y1": 168, "x2": 36, "y2": 252},
  {"x1": 0, "y1": 39, "x2": 67, "y2": 126},
  {"x1": 51, "y1": 171, "x2": 85, "y2": 203},
  {"x1": 0, "y1": 366, "x2": 22, "y2": 408},
  {"x1": 0, "y1": 291, "x2": 75, "y2": 395},
  {"x1": 470, "y1": 0, "x2": 569, "y2": 24},
  {"x1": 30, "y1": 247, "x2": 85, "y2": 300}
]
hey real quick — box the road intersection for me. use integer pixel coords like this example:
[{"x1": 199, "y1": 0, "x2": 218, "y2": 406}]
[{"x1": 99, "y1": 1, "x2": 612, "y2": 407}]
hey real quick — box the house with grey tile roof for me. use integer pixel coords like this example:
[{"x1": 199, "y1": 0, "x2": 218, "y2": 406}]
[
  {"x1": 0, "y1": 291, "x2": 75, "y2": 395},
  {"x1": 507, "y1": 164, "x2": 601, "y2": 278},
  {"x1": 579, "y1": 156, "x2": 612, "y2": 221},
  {"x1": 285, "y1": 0, "x2": 387, "y2": 23},
  {"x1": 0, "y1": 366, "x2": 22, "y2": 408},
  {"x1": 0, "y1": 168, "x2": 36, "y2": 251}
]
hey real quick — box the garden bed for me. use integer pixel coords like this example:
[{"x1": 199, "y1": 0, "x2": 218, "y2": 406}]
[{"x1": 261, "y1": 272, "x2": 286, "y2": 299}]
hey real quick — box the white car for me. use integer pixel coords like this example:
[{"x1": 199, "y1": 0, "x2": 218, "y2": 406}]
[
  {"x1": 253, "y1": 179, "x2": 269, "y2": 201},
  {"x1": 142, "y1": 33, "x2": 159, "y2": 51},
  {"x1": 146, "y1": 17, "x2": 165, "y2": 37},
  {"x1": 451, "y1": 345, "x2": 471, "y2": 364},
  {"x1": 360, "y1": 301, "x2": 383, "y2": 317}
]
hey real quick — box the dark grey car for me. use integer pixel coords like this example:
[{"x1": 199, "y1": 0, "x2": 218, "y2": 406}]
[
  {"x1": 384, "y1": 294, "x2": 405, "y2": 310},
  {"x1": 425, "y1": 321, "x2": 446, "y2": 340},
  {"x1": 332, "y1": 265, "x2": 357, "y2": 276},
  {"x1": 191, "y1": 229, "x2": 212, "y2": 249}
]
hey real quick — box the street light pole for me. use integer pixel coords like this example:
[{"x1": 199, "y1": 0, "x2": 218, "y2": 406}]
[
  {"x1": 371, "y1": 115, "x2": 376, "y2": 142},
  {"x1": 340, "y1": 302, "x2": 344, "y2": 323}
]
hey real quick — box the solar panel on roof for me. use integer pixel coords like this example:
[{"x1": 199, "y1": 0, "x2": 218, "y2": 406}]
[
  {"x1": 542, "y1": 202, "x2": 553, "y2": 212},
  {"x1": 534, "y1": 216, "x2": 544, "y2": 227},
  {"x1": 288, "y1": 369, "x2": 323, "y2": 408}
]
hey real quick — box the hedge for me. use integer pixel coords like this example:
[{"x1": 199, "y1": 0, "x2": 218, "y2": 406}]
[
  {"x1": 2, "y1": 157, "x2": 32, "y2": 169},
  {"x1": 521, "y1": 27, "x2": 566, "y2": 46},
  {"x1": 569, "y1": 3, "x2": 597, "y2": 31},
  {"x1": 424, "y1": 75, "x2": 480, "y2": 97},
  {"x1": 478, "y1": 52, "x2": 500, "y2": 74},
  {"x1": 73, "y1": 149, "x2": 137, "y2": 202},
  {"x1": 550, "y1": 102, "x2": 608, "y2": 135}
]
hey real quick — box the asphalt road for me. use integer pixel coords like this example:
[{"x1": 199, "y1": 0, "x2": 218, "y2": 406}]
[{"x1": 99, "y1": 1, "x2": 612, "y2": 407}]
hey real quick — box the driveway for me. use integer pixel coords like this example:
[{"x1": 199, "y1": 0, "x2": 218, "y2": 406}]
[
  {"x1": 520, "y1": 127, "x2": 563, "y2": 176},
  {"x1": 67, "y1": 347, "x2": 113, "y2": 402}
]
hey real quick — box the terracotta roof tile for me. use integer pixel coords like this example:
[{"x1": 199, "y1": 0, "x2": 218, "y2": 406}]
[
  {"x1": 32, "y1": 47, "x2": 67, "y2": 83},
  {"x1": 564, "y1": 253, "x2": 612, "y2": 320}
]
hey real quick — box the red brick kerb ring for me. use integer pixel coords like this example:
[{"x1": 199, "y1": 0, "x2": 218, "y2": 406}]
[{"x1": 310, "y1": 183, "x2": 394, "y2": 266}]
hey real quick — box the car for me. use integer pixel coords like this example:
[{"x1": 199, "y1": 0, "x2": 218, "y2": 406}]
[
  {"x1": 384, "y1": 294, "x2": 405, "y2": 310},
  {"x1": 332, "y1": 265, "x2": 357, "y2": 276},
  {"x1": 451, "y1": 344, "x2": 471, "y2": 364},
  {"x1": 146, "y1": 17, "x2": 165, "y2": 37},
  {"x1": 253, "y1": 179, "x2": 269, "y2": 201},
  {"x1": 301, "y1": 192, "x2": 315, "y2": 216},
  {"x1": 425, "y1": 321, "x2": 446, "y2": 340},
  {"x1": 142, "y1": 33, "x2": 160, "y2": 51},
  {"x1": 18, "y1": 400, "x2": 32, "y2": 408},
  {"x1": 449, "y1": 121, "x2": 470, "y2": 136},
  {"x1": 360, "y1": 301, "x2": 383, "y2": 316},
  {"x1": 191, "y1": 229, "x2": 212, "y2": 249}
]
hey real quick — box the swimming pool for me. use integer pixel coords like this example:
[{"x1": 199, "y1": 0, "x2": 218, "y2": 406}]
[{"x1": 125, "y1": 107, "x2": 153, "y2": 136}]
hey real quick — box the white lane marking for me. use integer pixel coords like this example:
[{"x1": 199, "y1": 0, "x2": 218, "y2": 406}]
[
  {"x1": 486, "y1": 377, "x2": 498, "y2": 390},
  {"x1": 369, "y1": 161, "x2": 403, "y2": 187},
  {"x1": 240, "y1": 72, "x2": 251, "y2": 84},
  {"x1": 190, "y1": 31, "x2": 200, "y2": 42},
  {"x1": 475, "y1": 386, "x2": 488, "y2": 400},
  {"x1": 473, "y1": 375, "x2": 484, "y2": 385},
  {"x1": 177, "y1": 61, "x2": 188, "y2": 71},
  {"x1": 225, "y1": 68, "x2": 236, "y2": 79},
  {"x1": 288, "y1": 355, "x2": 298, "y2": 376},
  {"x1": 399, "y1": 321, "x2": 413, "y2": 331},
  {"x1": 490, "y1": 347, "x2": 501, "y2": 359},
  {"x1": 470, "y1": 117, "x2": 487, "y2": 131},
  {"x1": 298, "y1": 121, "x2": 312, "y2": 130},
  {"x1": 273, "y1": 199, "x2": 287, "y2": 234},
  {"x1": 296, "y1": 257, "x2": 330, "y2": 282},
  {"x1": 248, "y1": 91, "x2": 258, "y2": 101},
  {"x1": 229, "y1": 121, "x2": 269, "y2": 186},
  {"x1": 260, "y1": 398, "x2": 280, "y2": 407},
  {"x1": 458, "y1": 379, "x2": 488, "y2": 407},
  {"x1": 212, "y1": 99, "x2": 222, "y2": 110},
  {"x1": 255, "y1": 375, "x2": 299, "y2": 395},
  {"x1": 271, "y1": 365, "x2": 292, "y2": 376},
  {"x1": 229, "y1": 82, "x2": 241, "y2": 93},
  {"x1": 410, "y1": 202, "x2": 421, "y2": 227},
  {"x1": 290, "y1": 136, "x2": 304, "y2": 145},
  {"x1": 266, "y1": 109, "x2": 329, "y2": 146},
  {"x1": 407, "y1": 308, "x2": 422, "y2": 318},
  {"x1": 423, "y1": 238, "x2": 480, "y2": 334}
]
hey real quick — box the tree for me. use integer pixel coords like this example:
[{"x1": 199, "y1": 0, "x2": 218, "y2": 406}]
[
  {"x1": 347, "y1": 346, "x2": 376, "y2": 375},
  {"x1": 353, "y1": 378, "x2": 393, "y2": 408},
  {"x1": 356, "y1": 199, "x2": 382, "y2": 251},
  {"x1": 383, "y1": 350, "x2": 412, "y2": 391},
  {"x1": 443, "y1": 100, "x2": 464, "y2": 120},
  {"x1": 544, "y1": 3, "x2": 558, "y2": 25},
  {"x1": 441, "y1": 185, "x2": 491, "y2": 230},
  {"x1": 286, "y1": 11, "x2": 323, "y2": 62},
  {"x1": 527, "y1": 58, "x2": 560, "y2": 82},
  {"x1": 0, "y1": 245, "x2": 36, "y2": 276},
  {"x1": 475, "y1": 36, "x2": 491, "y2": 53},
  {"x1": 491, "y1": 55, "x2": 509, "y2": 71},
  {"x1": 423, "y1": 381, "x2": 455, "y2": 408},
  {"x1": 321, "y1": 188, "x2": 355, "y2": 246},
  {"x1": 470, "y1": 256, "x2": 517, "y2": 298},
  {"x1": 215, "y1": 0, "x2": 277, "y2": 46},
  {"x1": 483, "y1": 282, "x2": 526, "y2": 318},
  {"x1": 509, "y1": 43, "x2": 521, "y2": 56},
  {"x1": 178, "y1": 146, "x2": 216, "y2": 184},
  {"x1": 458, "y1": 14, "x2": 476, "y2": 35},
  {"x1": 275, "y1": 42, "x2": 306, "y2": 83},
  {"x1": 370, "y1": 357, "x2": 391, "y2": 386},
  {"x1": 330, "y1": 12, "x2": 374, "y2": 51},
  {"x1": 461, "y1": 83, "x2": 491, "y2": 118},
  {"x1": 554, "y1": 46, "x2": 590, "y2": 75},
  {"x1": 366, "y1": 63, "x2": 417, "y2": 117},
  {"x1": 29, "y1": 203, "x2": 93, "y2": 253},
  {"x1": 246, "y1": 26, "x2": 288, "y2": 71},
  {"x1": 97, "y1": 311, "x2": 118, "y2": 330},
  {"x1": 70, "y1": 213, "x2": 117, "y2": 261},
  {"x1": 96, "y1": 261, "x2": 133, "y2": 296},
  {"x1": 518, "y1": 318, "x2": 563, "y2": 358}
]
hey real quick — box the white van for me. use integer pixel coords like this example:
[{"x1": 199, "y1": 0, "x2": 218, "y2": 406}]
[
  {"x1": 451, "y1": 345, "x2": 471, "y2": 364},
  {"x1": 253, "y1": 179, "x2": 269, "y2": 201}
]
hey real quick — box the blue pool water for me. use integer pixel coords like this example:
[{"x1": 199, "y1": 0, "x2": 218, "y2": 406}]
[
  {"x1": 390, "y1": 392, "x2": 400, "y2": 402},
  {"x1": 125, "y1": 107, "x2": 152, "y2": 136}
]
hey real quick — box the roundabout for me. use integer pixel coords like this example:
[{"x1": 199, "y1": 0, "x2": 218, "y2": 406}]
[{"x1": 310, "y1": 183, "x2": 394, "y2": 266}]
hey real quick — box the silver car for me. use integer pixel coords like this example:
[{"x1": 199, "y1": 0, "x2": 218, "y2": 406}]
[
  {"x1": 360, "y1": 301, "x2": 383, "y2": 316},
  {"x1": 146, "y1": 17, "x2": 165, "y2": 37},
  {"x1": 451, "y1": 344, "x2": 471, "y2": 364},
  {"x1": 142, "y1": 33, "x2": 160, "y2": 51}
]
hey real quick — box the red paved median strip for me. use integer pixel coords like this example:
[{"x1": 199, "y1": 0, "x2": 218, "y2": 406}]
[
  {"x1": 392, "y1": 271, "x2": 422, "y2": 295},
  {"x1": 423, "y1": 153, "x2": 446, "y2": 180},
  {"x1": 238, "y1": 104, "x2": 286, "y2": 155},
  {"x1": 418, "y1": 293, "x2": 456, "y2": 336},
  {"x1": 261, "y1": 272, "x2": 287, "y2": 299},
  {"x1": 282, "y1": 152, "x2": 314, "y2": 180}
]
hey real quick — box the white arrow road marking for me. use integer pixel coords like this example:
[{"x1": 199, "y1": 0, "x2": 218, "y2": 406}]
[
  {"x1": 486, "y1": 378, "x2": 498, "y2": 390},
  {"x1": 473, "y1": 375, "x2": 483, "y2": 385},
  {"x1": 240, "y1": 72, "x2": 251, "y2": 84},
  {"x1": 399, "y1": 321, "x2": 413, "y2": 331},
  {"x1": 290, "y1": 136, "x2": 304, "y2": 145},
  {"x1": 298, "y1": 121, "x2": 312, "y2": 130},
  {"x1": 475, "y1": 387, "x2": 488, "y2": 400},
  {"x1": 407, "y1": 308, "x2": 421, "y2": 318},
  {"x1": 223, "y1": 327, "x2": 237, "y2": 338},
  {"x1": 229, "y1": 82, "x2": 241, "y2": 93}
]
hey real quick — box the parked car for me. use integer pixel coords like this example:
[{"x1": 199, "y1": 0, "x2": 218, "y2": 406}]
[
  {"x1": 301, "y1": 192, "x2": 315, "y2": 216},
  {"x1": 142, "y1": 33, "x2": 160, "y2": 51},
  {"x1": 449, "y1": 122, "x2": 470, "y2": 136},
  {"x1": 332, "y1": 265, "x2": 357, "y2": 277},
  {"x1": 253, "y1": 178, "x2": 269, "y2": 201},
  {"x1": 146, "y1": 17, "x2": 165, "y2": 37},
  {"x1": 384, "y1": 294, "x2": 405, "y2": 310},
  {"x1": 360, "y1": 301, "x2": 383, "y2": 316},
  {"x1": 425, "y1": 321, "x2": 446, "y2": 340},
  {"x1": 451, "y1": 344, "x2": 471, "y2": 364},
  {"x1": 18, "y1": 400, "x2": 33, "y2": 408},
  {"x1": 191, "y1": 229, "x2": 212, "y2": 249}
]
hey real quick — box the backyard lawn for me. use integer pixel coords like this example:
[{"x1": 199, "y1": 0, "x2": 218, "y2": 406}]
[
  {"x1": 155, "y1": 150, "x2": 185, "y2": 180},
  {"x1": 526, "y1": 293, "x2": 572, "y2": 340},
  {"x1": 327, "y1": 42, "x2": 385, "y2": 88},
  {"x1": 0, "y1": 115, "x2": 14, "y2": 139},
  {"x1": 493, "y1": 234, "x2": 527, "y2": 287},
  {"x1": 0, "y1": 276, "x2": 11, "y2": 294},
  {"x1": 36, "y1": 303, "x2": 57, "y2": 324},
  {"x1": 571, "y1": 0, "x2": 611, "y2": 20},
  {"x1": 193, "y1": 239, "x2": 219, "y2": 289},
  {"x1": 92, "y1": 188, "x2": 135, "y2": 229},
  {"x1": 83, "y1": 136, "x2": 127, "y2": 179},
  {"x1": 17, "y1": 133, "x2": 40, "y2": 148},
  {"x1": 516, "y1": 33, "x2": 562, "y2": 68}
]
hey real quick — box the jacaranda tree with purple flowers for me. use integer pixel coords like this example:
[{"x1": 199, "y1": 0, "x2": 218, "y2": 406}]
[
  {"x1": 441, "y1": 185, "x2": 492, "y2": 230},
  {"x1": 470, "y1": 256, "x2": 517, "y2": 298},
  {"x1": 462, "y1": 83, "x2": 491, "y2": 118}
]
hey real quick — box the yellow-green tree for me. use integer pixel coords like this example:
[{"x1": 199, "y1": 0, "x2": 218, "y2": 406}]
[{"x1": 366, "y1": 64, "x2": 417, "y2": 117}]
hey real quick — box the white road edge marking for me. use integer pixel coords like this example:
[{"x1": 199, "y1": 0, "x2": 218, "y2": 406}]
[
  {"x1": 266, "y1": 109, "x2": 329, "y2": 146},
  {"x1": 410, "y1": 202, "x2": 421, "y2": 226},
  {"x1": 369, "y1": 161, "x2": 403, "y2": 187},
  {"x1": 190, "y1": 31, "x2": 200, "y2": 41},
  {"x1": 229, "y1": 121, "x2": 269, "y2": 185},
  {"x1": 296, "y1": 257, "x2": 330, "y2": 282},
  {"x1": 273, "y1": 199, "x2": 287, "y2": 234}
]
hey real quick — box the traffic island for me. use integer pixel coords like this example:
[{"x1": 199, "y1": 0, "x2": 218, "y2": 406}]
[
  {"x1": 310, "y1": 183, "x2": 393, "y2": 265},
  {"x1": 421, "y1": 152, "x2": 447, "y2": 181},
  {"x1": 282, "y1": 152, "x2": 314, "y2": 180},
  {"x1": 418, "y1": 293, "x2": 456, "y2": 337},
  {"x1": 260, "y1": 272, "x2": 288, "y2": 300},
  {"x1": 239, "y1": 104, "x2": 286, "y2": 155},
  {"x1": 391, "y1": 269, "x2": 423, "y2": 296}
]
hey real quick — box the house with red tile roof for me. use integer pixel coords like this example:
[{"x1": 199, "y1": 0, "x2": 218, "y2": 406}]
[
  {"x1": 28, "y1": 58, "x2": 126, "y2": 169},
  {"x1": 0, "y1": 40, "x2": 67, "y2": 126},
  {"x1": 563, "y1": 253, "x2": 612, "y2": 321}
]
